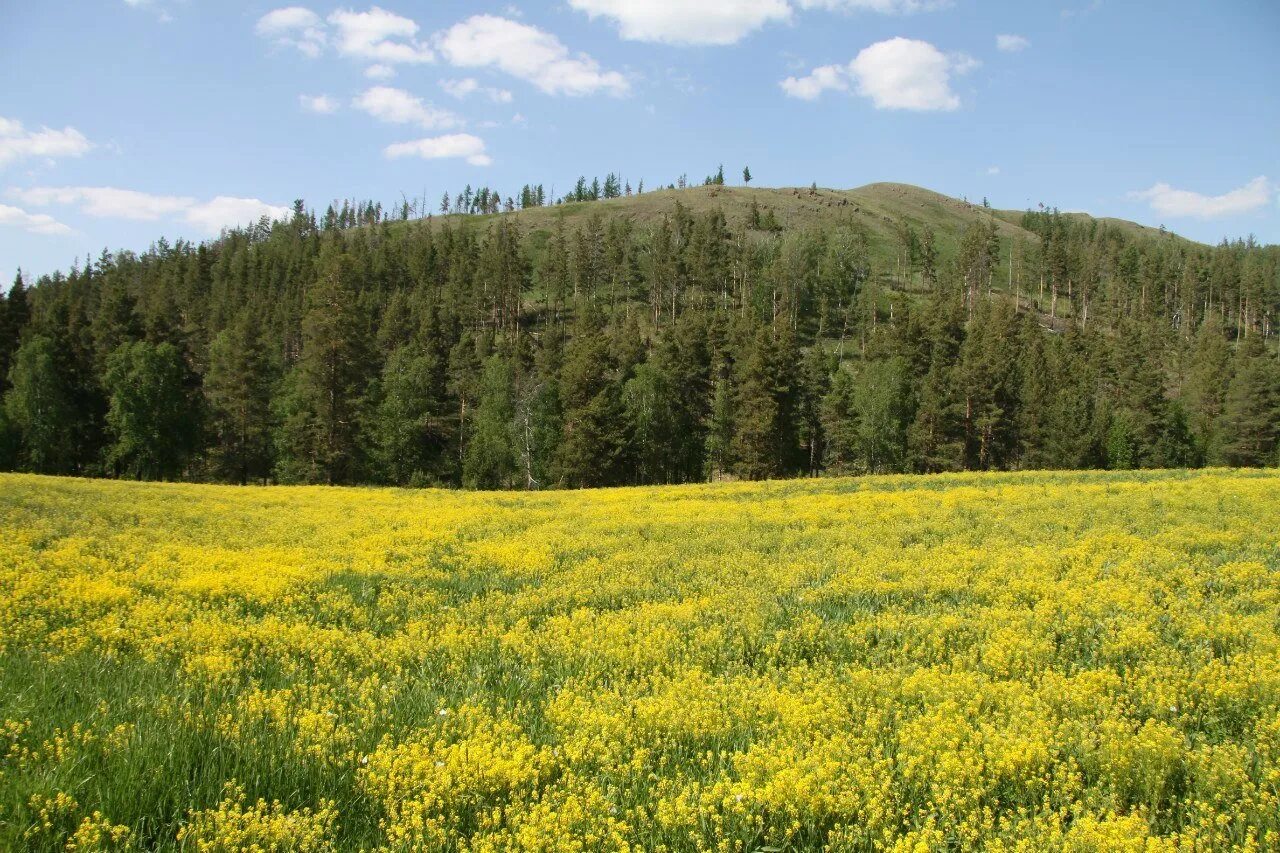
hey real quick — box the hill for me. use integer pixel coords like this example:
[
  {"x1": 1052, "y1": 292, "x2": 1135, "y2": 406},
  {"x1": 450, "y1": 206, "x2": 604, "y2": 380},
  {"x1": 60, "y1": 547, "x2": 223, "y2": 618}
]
[
  {"x1": 1, "y1": 176, "x2": 1276, "y2": 490},
  {"x1": 418, "y1": 181, "x2": 1195, "y2": 274}
]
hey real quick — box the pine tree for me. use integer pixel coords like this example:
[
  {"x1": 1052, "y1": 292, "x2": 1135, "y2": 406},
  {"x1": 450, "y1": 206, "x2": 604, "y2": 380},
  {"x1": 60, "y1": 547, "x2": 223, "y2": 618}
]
[
  {"x1": 464, "y1": 355, "x2": 518, "y2": 488},
  {"x1": 0, "y1": 270, "x2": 29, "y2": 391},
  {"x1": 514, "y1": 331, "x2": 562, "y2": 489},
  {"x1": 1183, "y1": 317, "x2": 1232, "y2": 463},
  {"x1": 369, "y1": 342, "x2": 445, "y2": 485},
  {"x1": 731, "y1": 325, "x2": 799, "y2": 480},
  {"x1": 799, "y1": 345, "x2": 831, "y2": 475},
  {"x1": 1219, "y1": 337, "x2": 1280, "y2": 466},
  {"x1": 274, "y1": 247, "x2": 374, "y2": 484},
  {"x1": 742, "y1": 166, "x2": 752, "y2": 185},
  {"x1": 556, "y1": 312, "x2": 625, "y2": 487},
  {"x1": 205, "y1": 311, "x2": 274, "y2": 484},
  {"x1": 821, "y1": 367, "x2": 859, "y2": 474},
  {"x1": 908, "y1": 300, "x2": 965, "y2": 472}
]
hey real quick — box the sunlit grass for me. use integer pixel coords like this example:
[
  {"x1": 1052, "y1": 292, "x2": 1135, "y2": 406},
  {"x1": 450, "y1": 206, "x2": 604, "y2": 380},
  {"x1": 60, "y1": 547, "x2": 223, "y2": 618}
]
[{"x1": 1, "y1": 469, "x2": 1278, "y2": 850}]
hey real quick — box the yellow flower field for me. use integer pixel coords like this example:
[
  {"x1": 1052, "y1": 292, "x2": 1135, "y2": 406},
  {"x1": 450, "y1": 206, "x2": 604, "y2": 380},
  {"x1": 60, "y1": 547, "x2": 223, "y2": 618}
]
[{"x1": 2, "y1": 469, "x2": 1279, "y2": 851}]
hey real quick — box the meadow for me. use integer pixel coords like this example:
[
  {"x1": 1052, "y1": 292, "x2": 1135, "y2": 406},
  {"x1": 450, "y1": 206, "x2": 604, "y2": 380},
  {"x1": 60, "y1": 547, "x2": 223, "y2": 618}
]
[{"x1": 1, "y1": 469, "x2": 1278, "y2": 851}]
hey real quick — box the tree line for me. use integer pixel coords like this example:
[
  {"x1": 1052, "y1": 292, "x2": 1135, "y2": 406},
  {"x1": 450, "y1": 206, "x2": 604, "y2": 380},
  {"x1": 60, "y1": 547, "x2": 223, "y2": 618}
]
[{"x1": 1, "y1": 194, "x2": 1278, "y2": 488}]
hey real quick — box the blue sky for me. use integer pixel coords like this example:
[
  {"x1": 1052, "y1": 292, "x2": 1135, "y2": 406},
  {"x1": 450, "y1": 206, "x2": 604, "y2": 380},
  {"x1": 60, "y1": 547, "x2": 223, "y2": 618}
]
[{"x1": 2, "y1": 0, "x2": 1278, "y2": 282}]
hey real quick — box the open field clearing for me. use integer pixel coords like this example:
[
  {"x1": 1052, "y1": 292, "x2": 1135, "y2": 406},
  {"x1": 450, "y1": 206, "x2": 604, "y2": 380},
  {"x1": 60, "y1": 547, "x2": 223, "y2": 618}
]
[{"x1": 2, "y1": 470, "x2": 1279, "y2": 851}]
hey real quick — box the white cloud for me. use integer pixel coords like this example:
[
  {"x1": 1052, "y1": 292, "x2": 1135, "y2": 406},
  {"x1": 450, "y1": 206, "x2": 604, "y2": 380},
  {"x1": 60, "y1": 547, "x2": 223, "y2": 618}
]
[
  {"x1": 300, "y1": 94, "x2": 340, "y2": 114},
  {"x1": 780, "y1": 64, "x2": 848, "y2": 100},
  {"x1": 949, "y1": 52, "x2": 981, "y2": 75},
  {"x1": 184, "y1": 197, "x2": 292, "y2": 234},
  {"x1": 255, "y1": 7, "x2": 327, "y2": 57},
  {"x1": 567, "y1": 0, "x2": 790, "y2": 46},
  {"x1": 852, "y1": 39, "x2": 963, "y2": 110},
  {"x1": 10, "y1": 186, "x2": 194, "y2": 220},
  {"x1": 328, "y1": 6, "x2": 434, "y2": 64},
  {"x1": 352, "y1": 87, "x2": 461, "y2": 129},
  {"x1": 384, "y1": 133, "x2": 491, "y2": 166},
  {"x1": 364, "y1": 63, "x2": 396, "y2": 79},
  {"x1": 0, "y1": 117, "x2": 94, "y2": 168},
  {"x1": 9, "y1": 186, "x2": 289, "y2": 234},
  {"x1": 797, "y1": 0, "x2": 951, "y2": 12},
  {"x1": 781, "y1": 38, "x2": 968, "y2": 110},
  {"x1": 986, "y1": 165, "x2": 1000, "y2": 175},
  {"x1": 0, "y1": 203, "x2": 71, "y2": 236},
  {"x1": 1129, "y1": 176, "x2": 1275, "y2": 219},
  {"x1": 996, "y1": 33, "x2": 1030, "y2": 52},
  {"x1": 436, "y1": 15, "x2": 628, "y2": 96},
  {"x1": 567, "y1": 0, "x2": 950, "y2": 44},
  {"x1": 440, "y1": 77, "x2": 514, "y2": 103}
]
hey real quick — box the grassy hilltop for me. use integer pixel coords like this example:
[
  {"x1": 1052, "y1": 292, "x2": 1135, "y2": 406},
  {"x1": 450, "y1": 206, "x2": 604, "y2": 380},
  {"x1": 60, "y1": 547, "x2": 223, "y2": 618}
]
[{"x1": 416, "y1": 180, "x2": 1193, "y2": 275}]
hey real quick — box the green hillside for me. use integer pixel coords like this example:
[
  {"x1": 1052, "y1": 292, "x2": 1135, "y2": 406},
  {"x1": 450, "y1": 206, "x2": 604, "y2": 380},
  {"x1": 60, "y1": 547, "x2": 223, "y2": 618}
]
[
  {"x1": 406, "y1": 181, "x2": 1198, "y2": 300},
  {"x1": 3, "y1": 176, "x2": 1275, "y2": 491}
]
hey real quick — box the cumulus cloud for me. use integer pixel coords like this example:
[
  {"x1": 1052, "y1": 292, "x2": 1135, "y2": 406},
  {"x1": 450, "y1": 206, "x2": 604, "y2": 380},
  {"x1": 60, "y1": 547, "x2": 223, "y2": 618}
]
[
  {"x1": 300, "y1": 94, "x2": 340, "y2": 114},
  {"x1": 1129, "y1": 176, "x2": 1275, "y2": 219},
  {"x1": 364, "y1": 63, "x2": 395, "y2": 79},
  {"x1": 10, "y1": 186, "x2": 290, "y2": 235},
  {"x1": 0, "y1": 117, "x2": 94, "y2": 168},
  {"x1": 352, "y1": 87, "x2": 461, "y2": 129},
  {"x1": 987, "y1": 165, "x2": 1000, "y2": 175},
  {"x1": 328, "y1": 6, "x2": 434, "y2": 64},
  {"x1": 0, "y1": 203, "x2": 72, "y2": 236},
  {"x1": 996, "y1": 34, "x2": 1030, "y2": 52},
  {"x1": 566, "y1": 0, "x2": 790, "y2": 46},
  {"x1": 184, "y1": 197, "x2": 292, "y2": 234},
  {"x1": 797, "y1": 0, "x2": 951, "y2": 11},
  {"x1": 780, "y1": 65, "x2": 849, "y2": 100},
  {"x1": 383, "y1": 133, "x2": 491, "y2": 166},
  {"x1": 782, "y1": 37, "x2": 971, "y2": 110},
  {"x1": 257, "y1": 6, "x2": 432, "y2": 65},
  {"x1": 440, "y1": 78, "x2": 514, "y2": 103},
  {"x1": 852, "y1": 39, "x2": 967, "y2": 109},
  {"x1": 255, "y1": 7, "x2": 327, "y2": 57},
  {"x1": 567, "y1": 0, "x2": 951, "y2": 44},
  {"x1": 9, "y1": 186, "x2": 193, "y2": 220},
  {"x1": 436, "y1": 15, "x2": 628, "y2": 96}
]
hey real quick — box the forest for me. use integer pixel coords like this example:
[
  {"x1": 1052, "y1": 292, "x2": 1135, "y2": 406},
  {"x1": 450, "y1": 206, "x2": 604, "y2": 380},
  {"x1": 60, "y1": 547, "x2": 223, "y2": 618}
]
[{"x1": 1, "y1": 181, "x2": 1278, "y2": 488}]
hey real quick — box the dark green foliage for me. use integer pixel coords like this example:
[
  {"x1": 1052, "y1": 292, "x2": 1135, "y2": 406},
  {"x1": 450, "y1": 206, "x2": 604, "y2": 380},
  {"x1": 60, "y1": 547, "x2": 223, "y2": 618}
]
[
  {"x1": 273, "y1": 248, "x2": 375, "y2": 484},
  {"x1": 372, "y1": 341, "x2": 452, "y2": 486},
  {"x1": 731, "y1": 325, "x2": 801, "y2": 480},
  {"x1": 556, "y1": 313, "x2": 626, "y2": 487},
  {"x1": 1219, "y1": 337, "x2": 1280, "y2": 466},
  {"x1": 3, "y1": 335, "x2": 78, "y2": 473},
  {"x1": 4, "y1": 186, "x2": 1279, "y2": 489},
  {"x1": 463, "y1": 356, "x2": 518, "y2": 489},
  {"x1": 102, "y1": 340, "x2": 198, "y2": 480},
  {"x1": 205, "y1": 311, "x2": 275, "y2": 483}
]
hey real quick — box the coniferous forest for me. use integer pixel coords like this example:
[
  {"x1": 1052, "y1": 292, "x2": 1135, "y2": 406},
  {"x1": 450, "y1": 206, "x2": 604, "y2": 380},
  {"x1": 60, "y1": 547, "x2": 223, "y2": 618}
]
[{"x1": 2, "y1": 182, "x2": 1278, "y2": 489}]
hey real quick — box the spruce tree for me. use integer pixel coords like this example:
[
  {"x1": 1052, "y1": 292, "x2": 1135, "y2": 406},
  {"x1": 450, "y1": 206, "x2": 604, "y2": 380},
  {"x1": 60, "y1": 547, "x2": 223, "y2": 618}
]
[
  {"x1": 556, "y1": 311, "x2": 625, "y2": 487},
  {"x1": 1219, "y1": 337, "x2": 1280, "y2": 466},
  {"x1": 1183, "y1": 317, "x2": 1232, "y2": 463},
  {"x1": 731, "y1": 325, "x2": 799, "y2": 480},
  {"x1": 274, "y1": 248, "x2": 374, "y2": 484},
  {"x1": 0, "y1": 270, "x2": 29, "y2": 391},
  {"x1": 205, "y1": 311, "x2": 275, "y2": 484},
  {"x1": 463, "y1": 355, "x2": 518, "y2": 489}
]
